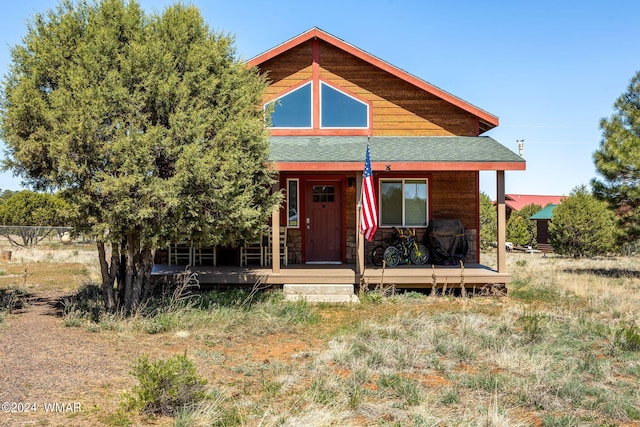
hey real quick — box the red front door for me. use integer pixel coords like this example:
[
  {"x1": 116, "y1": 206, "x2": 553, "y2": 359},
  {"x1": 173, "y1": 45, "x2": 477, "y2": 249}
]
[{"x1": 305, "y1": 182, "x2": 341, "y2": 263}]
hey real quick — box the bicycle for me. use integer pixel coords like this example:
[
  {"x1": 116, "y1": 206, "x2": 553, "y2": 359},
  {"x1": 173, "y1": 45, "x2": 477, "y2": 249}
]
[{"x1": 370, "y1": 227, "x2": 429, "y2": 267}]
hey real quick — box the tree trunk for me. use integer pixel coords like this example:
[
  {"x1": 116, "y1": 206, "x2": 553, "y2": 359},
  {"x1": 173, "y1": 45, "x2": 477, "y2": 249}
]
[
  {"x1": 98, "y1": 234, "x2": 155, "y2": 315},
  {"x1": 121, "y1": 233, "x2": 155, "y2": 314},
  {"x1": 117, "y1": 242, "x2": 126, "y2": 306},
  {"x1": 97, "y1": 240, "x2": 117, "y2": 312},
  {"x1": 123, "y1": 234, "x2": 136, "y2": 314}
]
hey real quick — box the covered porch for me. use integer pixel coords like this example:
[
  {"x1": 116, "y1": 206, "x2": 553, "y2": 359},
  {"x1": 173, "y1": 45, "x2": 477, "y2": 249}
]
[
  {"x1": 152, "y1": 168, "x2": 513, "y2": 292},
  {"x1": 151, "y1": 262, "x2": 510, "y2": 289}
]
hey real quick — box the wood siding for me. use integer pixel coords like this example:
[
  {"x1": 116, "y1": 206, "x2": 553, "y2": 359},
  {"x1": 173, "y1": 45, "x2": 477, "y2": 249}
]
[
  {"x1": 430, "y1": 171, "x2": 478, "y2": 228},
  {"x1": 366, "y1": 170, "x2": 479, "y2": 264},
  {"x1": 319, "y1": 42, "x2": 478, "y2": 136},
  {"x1": 258, "y1": 40, "x2": 480, "y2": 137},
  {"x1": 282, "y1": 171, "x2": 479, "y2": 265}
]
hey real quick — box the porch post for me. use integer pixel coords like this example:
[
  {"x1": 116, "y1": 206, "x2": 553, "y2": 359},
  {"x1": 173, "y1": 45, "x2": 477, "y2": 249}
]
[
  {"x1": 356, "y1": 171, "x2": 364, "y2": 276},
  {"x1": 496, "y1": 170, "x2": 506, "y2": 273},
  {"x1": 271, "y1": 205, "x2": 280, "y2": 274}
]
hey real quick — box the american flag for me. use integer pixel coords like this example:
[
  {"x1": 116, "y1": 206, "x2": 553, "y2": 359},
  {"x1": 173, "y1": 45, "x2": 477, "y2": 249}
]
[{"x1": 360, "y1": 143, "x2": 378, "y2": 241}]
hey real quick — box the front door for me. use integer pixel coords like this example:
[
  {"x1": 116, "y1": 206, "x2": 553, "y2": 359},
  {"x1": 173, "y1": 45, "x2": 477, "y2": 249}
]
[{"x1": 305, "y1": 182, "x2": 341, "y2": 263}]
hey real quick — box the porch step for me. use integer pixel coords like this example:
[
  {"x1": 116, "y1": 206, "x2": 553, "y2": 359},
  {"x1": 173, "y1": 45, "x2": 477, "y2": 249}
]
[{"x1": 283, "y1": 284, "x2": 360, "y2": 303}]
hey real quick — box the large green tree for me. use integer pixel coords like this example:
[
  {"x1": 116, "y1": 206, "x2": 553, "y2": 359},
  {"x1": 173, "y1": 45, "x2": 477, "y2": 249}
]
[
  {"x1": 549, "y1": 186, "x2": 619, "y2": 257},
  {"x1": 0, "y1": 0, "x2": 279, "y2": 312},
  {"x1": 0, "y1": 190, "x2": 68, "y2": 246},
  {"x1": 592, "y1": 70, "x2": 640, "y2": 242}
]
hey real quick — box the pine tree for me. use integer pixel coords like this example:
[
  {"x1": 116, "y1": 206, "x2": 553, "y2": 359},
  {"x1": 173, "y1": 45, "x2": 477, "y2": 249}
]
[
  {"x1": 549, "y1": 186, "x2": 619, "y2": 257},
  {"x1": 479, "y1": 192, "x2": 497, "y2": 248},
  {"x1": 592, "y1": 70, "x2": 640, "y2": 242}
]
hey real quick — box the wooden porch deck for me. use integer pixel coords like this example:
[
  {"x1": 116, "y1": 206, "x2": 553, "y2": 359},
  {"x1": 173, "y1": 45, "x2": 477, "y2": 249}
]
[{"x1": 151, "y1": 263, "x2": 510, "y2": 289}]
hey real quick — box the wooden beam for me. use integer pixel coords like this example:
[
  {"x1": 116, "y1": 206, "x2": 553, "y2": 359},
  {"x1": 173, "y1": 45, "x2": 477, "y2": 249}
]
[
  {"x1": 312, "y1": 39, "x2": 320, "y2": 129},
  {"x1": 355, "y1": 171, "x2": 364, "y2": 276},
  {"x1": 271, "y1": 205, "x2": 281, "y2": 274},
  {"x1": 496, "y1": 170, "x2": 506, "y2": 273}
]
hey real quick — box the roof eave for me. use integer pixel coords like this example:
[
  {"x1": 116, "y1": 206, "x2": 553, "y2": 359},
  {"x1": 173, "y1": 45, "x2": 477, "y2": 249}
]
[{"x1": 272, "y1": 160, "x2": 525, "y2": 172}]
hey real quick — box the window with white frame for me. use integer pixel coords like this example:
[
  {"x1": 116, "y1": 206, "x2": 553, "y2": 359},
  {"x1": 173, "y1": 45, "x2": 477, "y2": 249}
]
[
  {"x1": 265, "y1": 81, "x2": 368, "y2": 129},
  {"x1": 268, "y1": 83, "x2": 312, "y2": 128},
  {"x1": 379, "y1": 179, "x2": 428, "y2": 227},
  {"x1": 287, "y1": 178, "x2": 299, "y2": 228},
  {"x1": 320, "y1": 82, "x2": 368, "y2": 128}
]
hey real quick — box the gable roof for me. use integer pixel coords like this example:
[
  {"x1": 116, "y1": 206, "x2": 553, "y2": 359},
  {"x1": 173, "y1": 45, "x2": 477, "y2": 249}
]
[
  {"x1": 530, "y1": 204, "x2": 558, "y2": 220},
  {"x1": 248, "y1": 27, "x2": 499, "y2": 132},
  {"x1": 269, "y1": 136, "x2": 526, "y2": 172},
  {"x1": 505, "y1": 194, "x2": 566, "y2": 212}
]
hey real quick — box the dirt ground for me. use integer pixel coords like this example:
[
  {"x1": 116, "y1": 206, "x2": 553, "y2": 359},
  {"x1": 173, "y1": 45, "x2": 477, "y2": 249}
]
[
  {"x1": 0, "y1": 286, "x2": 332, "y2": 427},
  {"x1": 0, "y1": 290, "x2": 133, "y2": 426}
]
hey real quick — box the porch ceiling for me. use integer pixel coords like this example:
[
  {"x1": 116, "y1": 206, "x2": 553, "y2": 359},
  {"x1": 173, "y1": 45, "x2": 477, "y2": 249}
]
[{"x1": 268, "y1": 136, "x2": 525, "y2": 172}]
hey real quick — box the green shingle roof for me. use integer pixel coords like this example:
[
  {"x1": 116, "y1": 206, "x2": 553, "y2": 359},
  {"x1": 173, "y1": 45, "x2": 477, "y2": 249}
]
[
  {"x1": 530, "y1": 204, "x2": 558, "y2": 220},
  {"x1": 268, "y1": 136, "x2": 524, "y2": 164}
]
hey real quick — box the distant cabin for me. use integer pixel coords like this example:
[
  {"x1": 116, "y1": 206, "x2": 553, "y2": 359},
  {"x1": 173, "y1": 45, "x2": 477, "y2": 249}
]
[
  {"x1": 530, "y1": 204, "x2": 558, "y2": 253},
  {"x1": 502, "y1": 194, "x2": 565, "y2": 220}
]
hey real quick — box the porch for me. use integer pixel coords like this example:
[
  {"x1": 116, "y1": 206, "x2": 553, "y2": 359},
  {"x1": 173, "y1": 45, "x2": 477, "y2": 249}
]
[{"x1": 151, "y1": 263, "x2": 510, "y2": 289}]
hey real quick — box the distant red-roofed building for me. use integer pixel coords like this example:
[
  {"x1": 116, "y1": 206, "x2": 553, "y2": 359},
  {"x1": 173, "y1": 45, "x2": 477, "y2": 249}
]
[{"x1": 500, "y1": 194, "x2": 566, "y2": 219}]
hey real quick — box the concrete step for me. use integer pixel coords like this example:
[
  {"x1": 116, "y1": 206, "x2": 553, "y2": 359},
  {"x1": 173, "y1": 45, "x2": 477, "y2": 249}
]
[
  {"x1": 283, "y1": 284, "x2": 355, "y2": 295},
  {"x1": 284, "y1": 293, "x2": 360, "y2": 303},
  {"x1": 283, "y1": 284, "x2": 360, "y2": 303}
]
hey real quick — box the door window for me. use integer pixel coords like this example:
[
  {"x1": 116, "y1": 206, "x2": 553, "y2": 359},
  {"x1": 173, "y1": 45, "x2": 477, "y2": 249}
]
[{"x1": 312, "y1": 185, "x2": 335, "y2": 203}]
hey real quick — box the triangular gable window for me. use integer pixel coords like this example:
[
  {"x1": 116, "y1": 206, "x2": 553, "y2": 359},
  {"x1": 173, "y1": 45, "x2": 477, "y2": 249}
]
[
  {"x1": 320, "y1": 82, "x2": 368, "y2": 128},
  {"x1": 266, "y1": 81, "x2": 369, "y2": 129},
  {"x1": 269, "y1": 82, "x2": 312, "y2": 128}
]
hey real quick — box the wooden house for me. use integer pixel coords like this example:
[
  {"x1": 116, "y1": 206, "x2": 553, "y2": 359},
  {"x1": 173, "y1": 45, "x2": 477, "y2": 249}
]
[{"x1": 154, "y1": 28, "x2": 525, "y2": 291}]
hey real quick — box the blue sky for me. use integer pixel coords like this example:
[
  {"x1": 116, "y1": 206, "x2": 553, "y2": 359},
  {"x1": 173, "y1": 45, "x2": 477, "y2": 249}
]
[{"x1": 1, "y1": 0, "x2": 639, "y2": 199}]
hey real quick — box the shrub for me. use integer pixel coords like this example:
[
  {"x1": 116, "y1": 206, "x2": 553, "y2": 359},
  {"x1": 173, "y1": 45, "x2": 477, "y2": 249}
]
[
  {"x1": 60, "y1": 284, "x2": 104, "y2": 323},
  {"x1": 125, "y1": 353, "x2": 208, "y2": 416},
  {"x1": 549, "y1": 185, "x2": 620, "y2": 256},
  {"x1": 517, "y1": 309, "x2": 548, "y2": 342},
  {"x1": 614, "y1": 321, "x2": 640, "y2": 351},
  {"x1": 0, "y1": 287, "x2": 29, "y2": 313},
  {"x1": 506, "y1": 203, "x2": 541, "y2": 247}
]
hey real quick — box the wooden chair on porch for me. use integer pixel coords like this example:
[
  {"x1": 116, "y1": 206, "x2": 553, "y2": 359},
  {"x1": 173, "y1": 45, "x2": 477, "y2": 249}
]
[
  {"x1": 169, "y1": 242, "x2": 193, "y2": 265},
  {"x1": 194, "y1": 245, "x2": 216, "y2": 266},
  {"x1": 240, "y1": 235, "x2": 264, "y2": 266},
  {"x1": 265, "y1": 226, "x2": 288, "y2": 267}
]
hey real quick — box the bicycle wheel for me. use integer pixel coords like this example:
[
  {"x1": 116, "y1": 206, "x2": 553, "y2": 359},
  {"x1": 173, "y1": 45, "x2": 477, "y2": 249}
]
[
  {"x1": 410, "y1": 243, "x2": 429, "y2": 265},
  {"x1": 371, "y1": 245, "x2": 385, "y2": 267},
  {"x1": 383, "y1": 246, "x2": 401, "y2": 267}
]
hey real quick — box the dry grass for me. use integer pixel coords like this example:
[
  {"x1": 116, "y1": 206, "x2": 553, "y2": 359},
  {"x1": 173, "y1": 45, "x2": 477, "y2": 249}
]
[
  {"x1": 1, "y1": 243, "x2": 640, "y2": 426},
  {"x1": 0, "y1": 243, "x2": 100, "y2": 293}
]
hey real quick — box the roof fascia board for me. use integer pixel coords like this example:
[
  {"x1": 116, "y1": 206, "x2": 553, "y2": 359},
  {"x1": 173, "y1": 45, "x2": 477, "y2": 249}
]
[{"x1": 273, "y1": 161, "x2": 526, "y2": 172}]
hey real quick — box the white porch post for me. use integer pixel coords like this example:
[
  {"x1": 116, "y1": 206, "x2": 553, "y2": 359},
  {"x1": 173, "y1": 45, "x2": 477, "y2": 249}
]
[
  {"x1": 496, "y1": 170, "x2": 506, "y2": 273},
  {"x1": 356, "y1": 171, "x2": 364, "y2": 275},
  {"x1": 271, "y1": 205, "x2": 280, "y2": 274}
]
